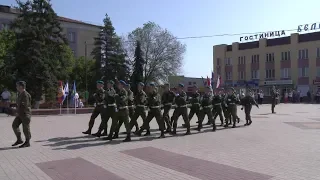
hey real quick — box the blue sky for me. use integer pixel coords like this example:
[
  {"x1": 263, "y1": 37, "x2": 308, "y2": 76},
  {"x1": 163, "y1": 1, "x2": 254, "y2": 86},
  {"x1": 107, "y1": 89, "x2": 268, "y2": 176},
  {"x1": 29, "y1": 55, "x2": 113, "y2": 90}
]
[{"x1": 2, "y1": 0, "x2": 319, "y2": 78}]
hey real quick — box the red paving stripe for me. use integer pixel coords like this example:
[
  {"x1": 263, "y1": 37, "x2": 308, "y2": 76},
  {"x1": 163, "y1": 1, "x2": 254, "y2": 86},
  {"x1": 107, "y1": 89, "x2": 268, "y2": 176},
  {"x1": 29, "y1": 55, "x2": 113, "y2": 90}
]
[
  {"x1": 36, "y1": 157, "x2": 125, "y2": 180},
  {"x1": 122, "y1": 147, "x2": 273, "y2": 180}
]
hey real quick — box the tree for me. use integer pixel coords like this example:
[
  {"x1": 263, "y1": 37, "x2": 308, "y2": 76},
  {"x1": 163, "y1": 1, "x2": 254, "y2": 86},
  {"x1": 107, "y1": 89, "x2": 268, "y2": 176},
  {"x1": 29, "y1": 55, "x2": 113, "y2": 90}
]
[
  {"x1": 125, "y1": 22, "x2": 186, "y2": 84},
  {"x1": 0, "y1": 30, "x2": 16, "y2": 90},
  {"x1": 10, "y1": 0, "x2": 74, "y2": 107},
  {"x1": 130, "y1": 41, "x2": 144, "y2": 94},
  {"x1": 91, "y1": 14, "x2": 130, "y2": 83}
]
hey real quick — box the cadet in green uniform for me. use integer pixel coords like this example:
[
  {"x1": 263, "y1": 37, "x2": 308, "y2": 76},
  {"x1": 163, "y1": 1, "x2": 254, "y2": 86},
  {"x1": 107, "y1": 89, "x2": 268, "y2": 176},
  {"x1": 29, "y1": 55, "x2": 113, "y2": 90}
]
[
  {"x1": 240, "y1": 89, "x2": 259, "y2": 126},
  {"x1": 106, "y1": 80, "x2": 131, "y2": 142},
  {"x1": 212, "y1": 88, "x2": 224, "y2": 126},
  {"x1": 224, "y1": 87, "x2": 240, "y2": 128},
  {"x1": 130, "y1": 82, "x2": 147, "y2": 133},
  {"x1": 198, "y1": 86, "x2": 216, "y2": 131},
  {"x1": 161, "y1": 83, "x2": 175, "y2": 133},
  {"x1": 136, "y1": 82, "x2": 165, "y2": 138},
  {"x1": 125, "y1": 84, "x2": 137, "y2": 131},
  {"x1": 219, "y1": 89, "x2": 230, "y2": 125},
  {"x1": 182, "y1": 85, "x2": 200, "y2": 127},
  {"x1": 83, "y1": 80, "x2": 106, "y2": 135},
  {"x1": 270, "y1": 86, "x2": 277, "y2": 113},
  {"x1": 12, "y1": 81, "x2": 32, "y2": 148},
  {"x1": 171, "y1": 83, "x2": 191, "y2": 135}
]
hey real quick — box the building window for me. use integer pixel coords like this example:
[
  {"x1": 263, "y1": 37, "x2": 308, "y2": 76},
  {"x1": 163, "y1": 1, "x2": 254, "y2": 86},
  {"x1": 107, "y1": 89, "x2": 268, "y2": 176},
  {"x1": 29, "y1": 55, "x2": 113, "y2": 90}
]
[
  {"x1": 251, "y1": 70, "x2": 259, "y2": 79},
  {"x1": 226, "y1": 72, "x2": 232, "y2": 80},
  {"x1": 298, "y1": 49, "x2": 308, "y2": 60},
  {"x1": 238, "y1": 71, "x2": 245, "y2": 80},
  {"x1": 298, "y1": 67, "x2": 309, "y2": 77},
  {"x1": 281, "y1": 51, "x2": 290, "y2": 61},
  {"x1": 217, "y1": 58, "x2": 221, "y2": 65},
  {"x1": 225, "y1": 58, "x2": 232, "y2": 66},
  {"x1": 238, "y1": 56, "x2": 246, "y2": 65},
  {"x1": 266, "y1": 53, "x2": 275, "y2": 62},
  {"x1": 251, "y1": 54, "x2": 259, "y2": 63},
  {"x1": 280, "y1": 68, "x2": 290, "y2": 78},
  {"x1": 265, "y1": 69, "x2": 275, "y2": 79},
  {"x1": 317, "y1": 48, "x2": 320, "y2": 58},
  {"x1": 68, "y1": 32, "x2": 75, "y2": 42},
  {"x1": 188, "y1": 82, "x2": 192, "y2": 85}
]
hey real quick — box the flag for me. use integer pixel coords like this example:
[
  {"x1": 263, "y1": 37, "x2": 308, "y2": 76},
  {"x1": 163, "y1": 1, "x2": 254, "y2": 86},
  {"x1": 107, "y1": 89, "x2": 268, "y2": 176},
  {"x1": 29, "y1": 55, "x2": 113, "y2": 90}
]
[
  {"x1": 71, "y1": 81, "x2": 77, "y2": 100},
  {"x1": 57, "y1": 81, "x2": 65, "y2": 104},
  {"x1": 216, "y1": 75, "x2": 221, "y2": 88},
  {"x1": 62, "y1": 82, "x2": 69, "y2": 103},
  {"x1": 206, "y1": 76, "x2": 210, "y2": 87},
  {"x1": 211, "y1": 71, "x2": 214, "y2": 89},
  {"x1": 201, "y1": 76, "x2": 206, "y2": 86}
]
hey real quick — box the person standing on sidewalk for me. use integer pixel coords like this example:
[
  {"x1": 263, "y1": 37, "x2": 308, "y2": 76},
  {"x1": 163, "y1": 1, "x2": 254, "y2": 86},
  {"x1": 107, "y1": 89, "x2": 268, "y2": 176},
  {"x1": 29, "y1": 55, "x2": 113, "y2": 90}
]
[{"x1": 12, "y1": 81, "x2": 32, "y2": 148}]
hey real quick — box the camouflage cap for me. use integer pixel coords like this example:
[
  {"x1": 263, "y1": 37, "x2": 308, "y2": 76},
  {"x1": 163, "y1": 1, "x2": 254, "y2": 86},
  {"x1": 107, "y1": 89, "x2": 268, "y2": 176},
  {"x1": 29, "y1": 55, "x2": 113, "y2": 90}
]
[{"x1": 96, "y1": 80, "x2": 104, "y2": 85}]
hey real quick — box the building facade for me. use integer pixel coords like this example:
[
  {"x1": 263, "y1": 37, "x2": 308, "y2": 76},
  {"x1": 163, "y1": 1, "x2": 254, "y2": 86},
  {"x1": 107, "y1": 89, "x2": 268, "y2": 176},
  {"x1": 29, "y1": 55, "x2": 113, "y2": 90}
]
[
  {"x1": 213, "y1": 31, "x2": 320, "y2": 96},
  {"x1": 168, "y1": 76, "x2": 208, "y2": 93},
  {"x1": 0, "y1": 5, "x2": 101, "y2": 58}
]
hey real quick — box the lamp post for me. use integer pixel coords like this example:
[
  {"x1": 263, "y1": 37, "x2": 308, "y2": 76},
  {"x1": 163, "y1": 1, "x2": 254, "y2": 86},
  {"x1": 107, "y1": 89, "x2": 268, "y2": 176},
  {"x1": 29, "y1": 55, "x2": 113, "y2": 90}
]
[{"x1": 84, "y1": 41, "x2": 88, "y2": 106}]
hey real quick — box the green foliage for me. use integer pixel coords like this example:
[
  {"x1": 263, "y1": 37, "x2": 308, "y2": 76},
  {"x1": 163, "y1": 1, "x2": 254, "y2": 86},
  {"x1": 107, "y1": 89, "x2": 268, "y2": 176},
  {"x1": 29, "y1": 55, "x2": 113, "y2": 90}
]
[
  {"x1": 130, "y1": 41, "x2": 144, "y2": 94},
  {"x1": 0, "y1": 30, "x2": 16, "y2": 90},
  {"x1": 70, "y1": 56, "x2": 95, "y2": 92},
  {"x1": 10, "y1": 0, "x2": 72, "y2": 102},
  {"x1": 91, "y1": 14, "x2": 130, "y2": 82}
]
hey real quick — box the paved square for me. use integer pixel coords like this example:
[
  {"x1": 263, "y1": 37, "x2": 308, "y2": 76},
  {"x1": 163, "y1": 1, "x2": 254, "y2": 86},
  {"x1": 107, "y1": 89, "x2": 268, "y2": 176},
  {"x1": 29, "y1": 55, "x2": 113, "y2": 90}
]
[{"x1": 0, "y1": 104, "x2": 320, "y2": 180}]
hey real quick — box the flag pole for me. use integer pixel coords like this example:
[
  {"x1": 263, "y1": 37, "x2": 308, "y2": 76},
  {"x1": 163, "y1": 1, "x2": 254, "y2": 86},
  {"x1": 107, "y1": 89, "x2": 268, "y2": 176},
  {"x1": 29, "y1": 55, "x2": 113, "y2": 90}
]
[
  {"x1": 74, "y1": 97, "x2": 76, "y2": 114},
  {"x1": 59, "y1": 103, "x2": 62, "y2": 115}
]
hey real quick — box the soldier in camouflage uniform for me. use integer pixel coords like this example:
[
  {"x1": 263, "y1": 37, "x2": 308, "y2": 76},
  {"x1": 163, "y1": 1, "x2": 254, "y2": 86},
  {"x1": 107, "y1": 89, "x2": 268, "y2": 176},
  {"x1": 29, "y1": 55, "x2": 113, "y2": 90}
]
[
  {"x1": 182, "y1": 85, "x2": 200, "y2": 127},
  {"x1": 212, "y1": 88, "x2": 224, "y2": 126},
  {"x1": 83, "y1": 80, "x2": 106, "y2": 135},
  {"x1": 270, "y1": 85, "x2": 277, "y2": 113},
  {"x1": 219, "y1": 89, "x2": 230, "y2": 125},
  {"x1": 161, "y1": 83, "x2": 175, "y2": 133},
  {"x1": 171, "y1": 83, "x2": 191, "y2": 135},
  {"x1": 130, "y1": 82, "x2": 147, "y2": 133},
  {"x1": 240, "y1": 89, "x2": 259, "y2": 126},
  {"x1": 136, "y1": 82, "x2": 165, "y2": 138},
  {"x1": 224, "y1": 87, "x2": 240, "y2": 128},
  {"x1": 106, "y1": 80, "x2": 131, "y2": 142},
  {"x1": 12, "y1": 81, "x2": 32, "y2": 148},
  {"x1": 198, "y1": 86, "x2": 216, "y2": 131},
  {"x1": 125, "y1": 84, "x2": 137, "y2": 131}
]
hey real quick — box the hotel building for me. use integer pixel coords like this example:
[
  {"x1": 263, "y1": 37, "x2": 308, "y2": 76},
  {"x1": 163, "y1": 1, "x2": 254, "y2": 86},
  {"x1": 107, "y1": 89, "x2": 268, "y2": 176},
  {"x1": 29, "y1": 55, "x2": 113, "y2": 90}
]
[
  {"x1": 0, "y1": 5, "x2": 101, "y2": 58},
  {"x1": 213, "y1": 31, "x2": 320, "y2": 96}
]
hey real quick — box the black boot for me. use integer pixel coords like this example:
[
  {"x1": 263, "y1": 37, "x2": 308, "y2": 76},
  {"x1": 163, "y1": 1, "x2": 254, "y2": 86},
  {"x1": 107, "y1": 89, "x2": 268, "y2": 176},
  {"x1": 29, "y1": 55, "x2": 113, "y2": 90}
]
[
  {"x1": 101, "y1": 130, "x2": 108, "y2": 136},
  {"x1": 92, "y1": 131, "x2": 102, "y2": 137},
  {"x1": 237, "y1": 117, "x2": 240, "y2": 123},
  {"x1": 103, "y1": 135, "x2": 113, "y2": 141},
  {"x1": 212, "y1": 124, "x2": 216, "y2": 131},
  {"x1": 112, "y1": 133, "x2": 119, "y2": 139},
  {"x1": 19, "y1": 141, "x2": 30, "y2": 148},
  {"x1": 143, "y1": 130, "x2": 151, "y2": 136},
  {"x1": 12, "y1": 139, "x2": 23, "y2": 146},
  {"x1": 123, "y1": 134, "x2": 131, "y2": 142},
  {"x1": 185, "y1": 129, "x2": 191, "y2": 135},
  {"x1": 165, "y1": 127, "x2": 171, "y2": 133},
  {"x1": 248, "y1": 120, "x2": 252, "y2": 125},
  {"x1": 244, "y1": 120, "x2": 249, "y2": 126},
  {"x1": 170, "y1": 129, "x2": 177, "y2": 135},
  {"x1": 82, "y1": 129, "x2": 91, "y2": 135},
  {"x1": 135, "y1": 129, "x2": 142, "y2": 136},
  {"x1": 232, "y1": 123, "x2": 236, "y2": 128},
  {"x1": 158, "y1": 130, "x2": 165, "y2": 138}
]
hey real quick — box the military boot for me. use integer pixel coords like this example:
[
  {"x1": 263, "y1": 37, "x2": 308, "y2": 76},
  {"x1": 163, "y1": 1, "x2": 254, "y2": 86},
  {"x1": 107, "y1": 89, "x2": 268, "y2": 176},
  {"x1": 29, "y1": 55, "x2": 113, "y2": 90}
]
[
  {"x1": 112, "y1": 132, "x2": 119, "y2": 139},
  {"x1": 92, "y1": 131, "x2": 102, "y2": 138},
  {"x1": 12, "y1": 139, "x2": 23, "y2": 146},
  {"x1": 143, "y1": 130, "x2": 151, "y2": 136},
  {"x1": 158, "y1": 130, "x2": 165, "y2": 138},
  {"x1": 212, "y1": 124, "x2": 216, "y2": 132},
  {"x1": 244, "y1": 119, "x2": 249, "y2": 126},
  {"x1": 185, "y1": 129, "x2": 191, "y2": 135},
  {"x1": 19, "y1": 140, "x2": 30, "y2": 148},
  {"x1": 123, "y1": 134, "x2": 131, "y2": 142},
  {"x1": 170, "y1": 129, "x2": 177, "y2": 135},
  {"x1": 248, "y1": 119, "x2": 252, "y2": 125},
  {"x1": 82, "y1": 129, "x2": 92, "y2": 135}
]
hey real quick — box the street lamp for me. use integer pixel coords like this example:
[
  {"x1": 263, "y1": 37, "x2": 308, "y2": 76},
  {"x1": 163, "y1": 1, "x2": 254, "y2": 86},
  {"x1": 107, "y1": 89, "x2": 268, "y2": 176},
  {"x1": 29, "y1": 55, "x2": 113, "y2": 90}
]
[{"x1": 85, "y1": 41, "x2": 88, "y2": 106}]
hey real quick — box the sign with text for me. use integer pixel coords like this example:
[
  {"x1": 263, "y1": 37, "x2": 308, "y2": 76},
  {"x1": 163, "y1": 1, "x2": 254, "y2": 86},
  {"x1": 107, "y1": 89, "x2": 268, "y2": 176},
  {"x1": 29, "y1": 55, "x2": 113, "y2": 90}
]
[
  {"x1": 240, "y1": 30, "x2": 286, "y2": 42},
  {"x1": 297, "y1": 22, "x2": 320, "y2": 33}
]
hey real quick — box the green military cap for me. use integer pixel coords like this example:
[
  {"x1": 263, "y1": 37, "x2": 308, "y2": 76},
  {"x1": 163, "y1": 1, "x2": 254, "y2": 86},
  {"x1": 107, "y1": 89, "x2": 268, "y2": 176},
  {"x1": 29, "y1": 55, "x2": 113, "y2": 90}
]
[
  {"x1": 16, "y1": 81, "x2": 26, "y2": 87},
  {"x1": 107, "y1": 80, "x2": 114, "y2": 85},
  {"x1": 96, "y1": 80, "x2": 104, "y2": 85},
  {"x1": 178, "y1": 83, "x2": 184, "y2": 87}
]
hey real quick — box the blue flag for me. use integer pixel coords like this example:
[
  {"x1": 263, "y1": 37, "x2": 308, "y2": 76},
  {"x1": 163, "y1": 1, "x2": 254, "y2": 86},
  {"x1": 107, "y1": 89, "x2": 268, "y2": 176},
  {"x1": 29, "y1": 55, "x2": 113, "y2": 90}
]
[{"x1": 71, "y1": 81, "x2": 77, "y2": 100}]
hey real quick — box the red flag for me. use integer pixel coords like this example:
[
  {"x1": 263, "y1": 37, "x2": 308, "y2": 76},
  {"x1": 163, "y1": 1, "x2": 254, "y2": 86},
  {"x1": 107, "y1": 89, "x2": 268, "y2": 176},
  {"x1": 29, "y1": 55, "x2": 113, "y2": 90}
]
[
  {"x1": 206, "y1": 76, "x2": 210, "y2": 86},
  {"x1": 216, "y1": 75, "x2": 221, "y2": 88}
]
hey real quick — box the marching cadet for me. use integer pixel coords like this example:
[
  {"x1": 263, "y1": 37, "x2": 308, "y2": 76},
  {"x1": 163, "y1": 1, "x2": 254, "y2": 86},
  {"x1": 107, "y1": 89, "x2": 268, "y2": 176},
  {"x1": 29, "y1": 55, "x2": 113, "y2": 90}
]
[
  {"x1": 83, "y1": 80, "x2": 106, "y2": 135},
  {"x1": 197, "y1": 86, "x2": 215, "y2": 131},
  {"x1": 240, "y1": 89, "x2": 259, "y2": 126},
  {"x1": 212, "y1": 88, "x2": 224, "y2": 126},
  {"x1": 182, "y1": 85, "x2": 200, "y2": 127},
  {"x1": 130, "y1": 82, "x2": 147, "y2": 133},
  {"x1": 171, "y1": 83, "x2": 191, "y2": 135},
  {"x1": 161, "y1": 83, "x2": 175, "y2": 133},
  {"x1": 270, "y1": 85, "x2": 277, "y2": 113},
  {"x1": 125, "y1": 84, "x2": 137, "y2": 131},
  {"x1": 136, "y1": 82, "x2": 165, "y2": 138},
  {"x1": 224, "y1": 87, "x2": 240, "y2": 128},
  {"x1": 12, "y1": 81, "x2": 32, "y2": 148},
  {"x1": 107, "y1": 80, "x2": 131, "y2": 142},
  {"x1": 220, "y1": 88, "x2": 230, "y2": 125}
]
